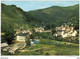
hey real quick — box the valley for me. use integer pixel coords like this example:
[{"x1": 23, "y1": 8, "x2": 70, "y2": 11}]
[{"x1": 1, "y1": 3, "x2": 79, "y2": 55}]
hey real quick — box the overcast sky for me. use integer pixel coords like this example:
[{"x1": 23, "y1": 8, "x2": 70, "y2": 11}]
[{"x1": 1, "y1": 1, "x2": 79, "y2": 11}]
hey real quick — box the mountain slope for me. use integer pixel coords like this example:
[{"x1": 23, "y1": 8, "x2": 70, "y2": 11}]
[
  {"x1": 28, "y1": 4, "x2": 79, "y2": 27},
  {"x1": 2, "y1": 3, "x2": 27, "y2": 25},
  {"x1": 1, "y1": 3, "x2": 79, "y2": 33},
  {"x1": 1, "y1": 3, "x2": 40, "y2": 32}
]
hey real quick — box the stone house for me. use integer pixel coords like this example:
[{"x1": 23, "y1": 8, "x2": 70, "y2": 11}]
[
  {"x1": 14, "y1": 27, "x2": 31, "y2": 43},
  {"x1": 1, "y1": 43, "x2": 8, "y2": 48},
  {"x1": 34, "y1": 27, "x2": 44, "y2": 33},
  {"x1": 26, "y1": 29, "x2": 32, "y2": 35},
  {"x1": 16, "y1": 33, "x2": 27, "y2": 42},
  {"x1": 54, "y1": 24, "x2": 77, "y2": 38}
]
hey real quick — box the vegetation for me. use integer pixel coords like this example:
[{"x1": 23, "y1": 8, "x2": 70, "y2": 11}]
[
  {"x1": 26, "y1": 37, "x2": 31, "y2": 47},
  {"x1": 1, "y1": 3, "x2": 79, "y2": 55},
  {"x1": 51, "y1": 36, "x2": 79, "y2": 44},
  {"x1": 1, "y1": 3, "x2": 40, "y2": 32},
  {"x1": 3, "y1": 39, "x2": 78, "y2": 55},
  {"x1": 29, "y1": 4, "x2": 79, "y2": 29},
  {"x1": 1, "y1": 50, "x2": 12, "y2": 55},
  {"x1": 31, "y1": 30, "x2": 51, "y2": 39},
  {"x1": 2, "y1": 3, "x2": 79, "y2": 31},
  {"x1": 1, "y1": 23, "x2": 15, "y2": 45}
]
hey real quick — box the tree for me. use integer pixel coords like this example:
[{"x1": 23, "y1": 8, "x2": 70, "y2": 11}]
[
  {"x1": 30, "y1": 34, "x2": 35, "y2": 39},
  {"x1": 52, "y1": 29, "x2": 56, "y2": 35},
  {"x1": 51, "y1": 24, "x2": 56, "y2": 35},
  {"x1": 26, "y1": 37, "x2": 31, "y2": 47},
  {"x1": 45, "y1": 24, "x2": 51, "y2": 30},
  {"x1": 1, "y1": 35, "x2": 7, "y2": 43},
  {"x1": 4, "y1": 24, "x2": 15, "y2": 45}
]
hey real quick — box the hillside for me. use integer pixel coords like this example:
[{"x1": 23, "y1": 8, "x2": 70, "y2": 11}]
[
  {"x1": 1, "y1": 3, "x2": 79, "y2": 55},
  {"x1": 1, "y1": 3, "x2": 79, "y2": 32},
  {"x1": 28, "y1": 4, "x2": 79, "y2": 28},
  {"x1": 1, "y1": 3, "x2": 40, "y2": 32}
]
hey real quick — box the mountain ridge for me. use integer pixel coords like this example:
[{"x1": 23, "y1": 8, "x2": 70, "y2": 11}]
[{"x1": 1, "y1": 3, "x2": 79, "y2": 32}]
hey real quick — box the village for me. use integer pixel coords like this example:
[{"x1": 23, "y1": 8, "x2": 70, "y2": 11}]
[
  {"x1": 54, "y1": 24, "x2": 77, "y2": 38},
  {"x1": 1, "y1": 23, "x2": 78, "y2": 55}
]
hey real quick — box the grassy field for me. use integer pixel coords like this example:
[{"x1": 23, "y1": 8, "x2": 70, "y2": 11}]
[{"x1": 1, "y1": 39, "x2": 79, "y2": 55}]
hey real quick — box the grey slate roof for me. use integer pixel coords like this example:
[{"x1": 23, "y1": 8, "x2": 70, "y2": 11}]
[{"x1": 17, "y1": 33, "x2": 28, "y2": 36}]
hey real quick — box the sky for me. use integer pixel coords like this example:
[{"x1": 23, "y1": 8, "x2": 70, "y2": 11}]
[{"x1": 1, "y1": 1, "x2": 79, "y2": 11}]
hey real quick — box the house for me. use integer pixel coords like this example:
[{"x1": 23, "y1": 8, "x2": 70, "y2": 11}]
[
  {"x1": 14, "y1": 27, "x2": 32, "y2": 42},
  {"x1": 16, "y1": 33, "x2": 27, "y2": 42},
  {"x1": 1, "y1": 43, "x2": 8, "y2": 48},
  {"x1": 26, "y1": 29, "x2": 32, "y2": 35},
  {"x1": 8, "y1": 43, "x2": 26, "y2": 54},
  {"x1": 14, "y1": 26, "x2": 25, "y2": 34},
  {"x1": 3, "y1": 46, "x2": 10, "y2": 51},
  {"x1": 34, "y1": 27, "x2": 44, "y2": 33},
  {"x1": 14, "y1": 29, "x2": 21, "y2": 35},
  {"x1": 9, "y1": 46, "x2": 19, "y2": 54},
  {"x1": 54, "y1": 24, "x2": 77, "y2": 38}
]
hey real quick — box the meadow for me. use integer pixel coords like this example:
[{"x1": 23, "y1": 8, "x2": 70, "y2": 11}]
[{"x1": 2, "y1": 39, "x2": 78, "y2": 55}]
